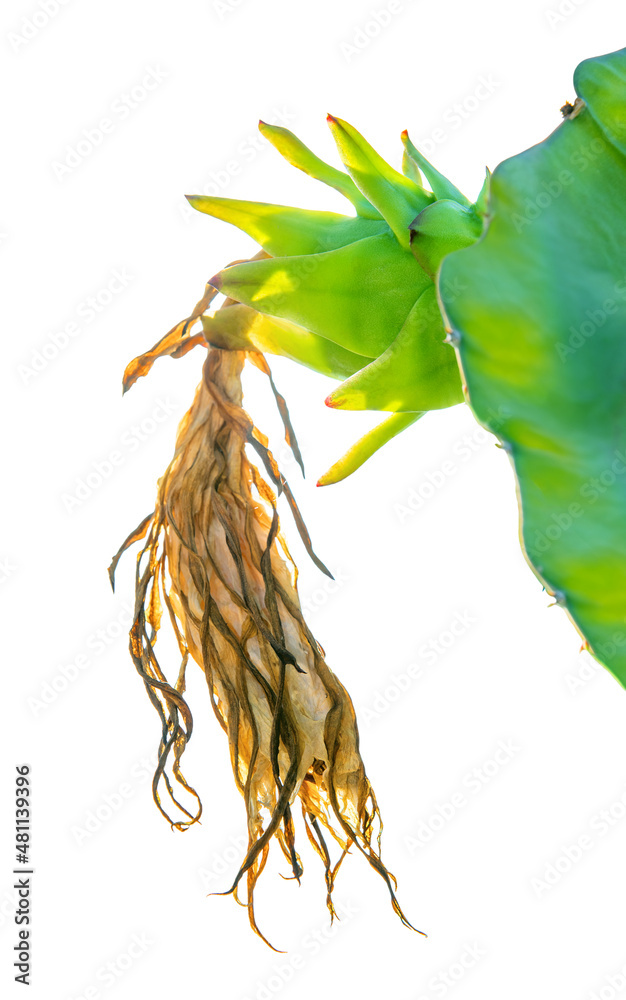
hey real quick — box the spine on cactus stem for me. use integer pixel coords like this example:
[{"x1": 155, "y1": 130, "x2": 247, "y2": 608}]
[{"x1": 110, "y1": 299, "x2": 424, "y2": 948}]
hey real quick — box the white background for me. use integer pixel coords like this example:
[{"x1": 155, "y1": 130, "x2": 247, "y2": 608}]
[{"x1": 2, "y1": 2, "x2": 626, "y2": 998}]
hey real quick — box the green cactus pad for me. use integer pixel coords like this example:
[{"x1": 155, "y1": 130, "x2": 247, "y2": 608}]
[{"x1": 439, "y1": 47, "x2": 626, "y2": 685}]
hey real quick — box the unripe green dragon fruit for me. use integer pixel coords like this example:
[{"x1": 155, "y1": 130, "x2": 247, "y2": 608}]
[{"x1": 191, "y1": 117, "x2": 486, "y2": 482}]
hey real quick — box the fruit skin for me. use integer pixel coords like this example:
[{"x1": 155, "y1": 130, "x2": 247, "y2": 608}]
[
  {"x1": 190, "y1": 117, "x2": 486, "y2": 479},
  {"x1": 439, "y1": 47, "x2": 626, "y2": 686}
]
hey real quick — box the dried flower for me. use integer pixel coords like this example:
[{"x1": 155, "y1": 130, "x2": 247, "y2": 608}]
[{"x1": 110, "y1": 291, "x2": 421, "y2": 947}]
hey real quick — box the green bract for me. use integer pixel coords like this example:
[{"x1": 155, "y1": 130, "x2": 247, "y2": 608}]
[
  {"x1": 439, "y1": 47, "x2": 626, "y2": 687},
  {"x1": 192, "y1": 117, "x2": 485, "y2": 479}
]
